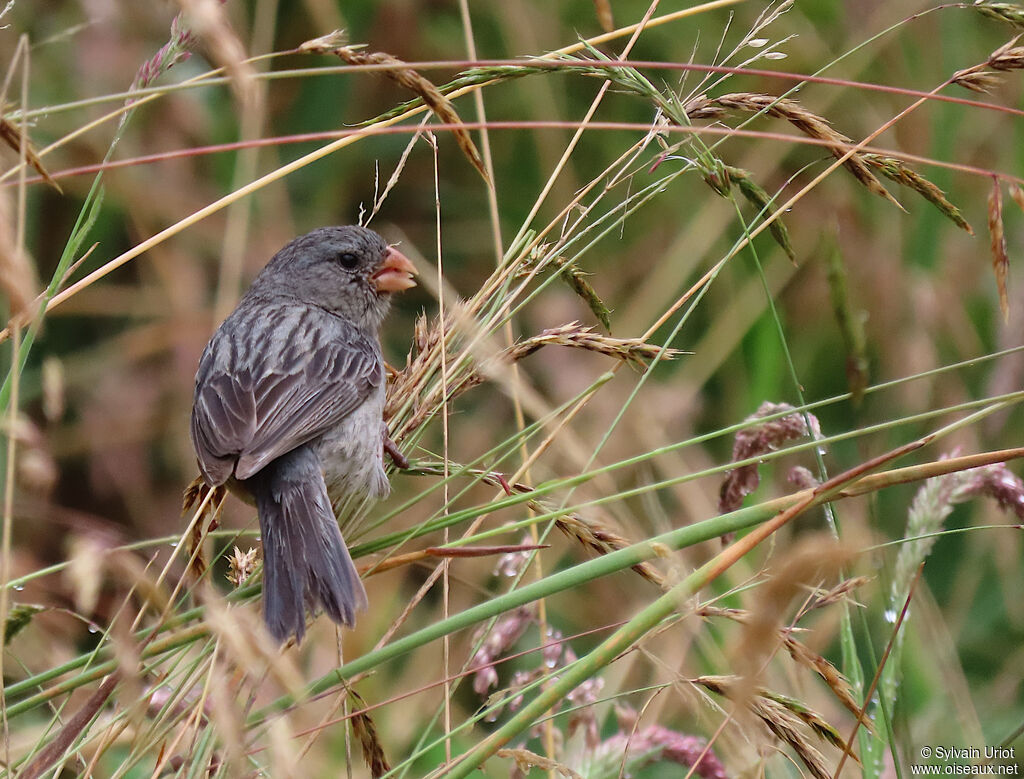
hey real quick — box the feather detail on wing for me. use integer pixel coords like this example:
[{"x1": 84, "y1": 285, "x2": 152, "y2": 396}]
[{"x1": 190, "y1": 304, "x2": 382, "y2": 485}]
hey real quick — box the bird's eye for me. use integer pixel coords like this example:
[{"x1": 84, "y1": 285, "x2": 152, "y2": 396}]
[{"x1": 338, "y1": 252, "x2": 359, "y2": 269}]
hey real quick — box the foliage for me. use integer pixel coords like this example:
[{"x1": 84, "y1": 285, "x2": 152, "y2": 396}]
[{"x1": 0, "y1": 1, "x2": 1023, "y2": 777}]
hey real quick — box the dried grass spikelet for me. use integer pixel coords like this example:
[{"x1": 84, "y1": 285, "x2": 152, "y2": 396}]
[
  {"x1": 784, "y1": 634, "x2": 873, "y2": 733},
  {"x1": 500, "y1": 747, "x2": 585, "y2": 779},
  {"x1": 506, "y1": 322, "x2": 681, "y2": 369},
  {"x1": 300, "y1": 31, "x2": 490, "y2": 186},
  {"x1": 66, "y1": 535, "x2": 110, "y2": 617},
  {"x1": 797, "y1": 575, "x2": 870, "y2": 615},
  {"x1": 554, "y1": 511, "x2": 665, "y2": 587},
  {"x1": 182, "y1": 476, "x2": 226, "y2": 580},
  {"x1": 696, "y1": 604, "x2": 750, "y2": 623},
  {"x1": 729, "y1": 533, "x2": 854, "y2": 728},
  {"x1": 174, "y1": 0, "x2": 257, "y2": 107},
  {"x1": 862, "y1": 154, "x2": 973, "y2": 234},
  {"x1": 4, "y1": 604, "x2": 44, "y2": 643},
  {"x1": 182, "y1": 474, "x2": 227, "y2": 515},
  {"x1": 725, "y1": 165, "x2": 797, "y2": 262},
  {"x1": 225, "y1": 546, "x2": 258, "y2": 587},
  {"x1": 684, "y1": 92, "x2": 900, "y2": 207},
  {"x1": 693, "y1": 675, "x2": 847, "y2": 779},
  {"x1": 348, "y1": 688, "x2": 392, "y2": 778},
  {"x1": 0, "y1": 187, "x2": 39, "y2": 320},
  {"x1": 1009, "y1": 182, "x2": 1024, "y2": 214},
  {"x1": 952, "y1": 69, "x2": 1004, "y2": 93},
  {"x1": 989, "y1": 35, "x2": 1024, "y2": 70},
  {"x1": 517, "y1": 248, "x2": 614, "y2": 330},
  {"x1": 988, "y1": 178, "x2": 1011, "y2": 322},
  {"x1": 0, "y1": 117, "x2": 60, "y2": 191},
  {"x1": 953, "y1": 35, "x2": 1024, "y2": 92}
]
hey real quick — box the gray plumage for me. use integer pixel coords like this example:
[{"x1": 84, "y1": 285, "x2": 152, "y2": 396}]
[{"x1": 190, "y1": 225, "x2": 415, "y2": 643}]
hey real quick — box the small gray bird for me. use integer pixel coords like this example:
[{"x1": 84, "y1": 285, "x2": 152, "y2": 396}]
[{"x1": 190, "y1": 225, "x2": 417, "y2": 643}]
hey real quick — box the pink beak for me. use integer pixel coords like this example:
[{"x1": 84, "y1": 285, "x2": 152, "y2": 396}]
[{"x1": 372, "y1": 246, "x2": 418, "y2": 293}]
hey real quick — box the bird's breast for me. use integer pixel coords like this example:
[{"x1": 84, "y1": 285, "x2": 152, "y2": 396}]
[{"x1": 316, "y1": 381, "x2": 390, "y2": 501}]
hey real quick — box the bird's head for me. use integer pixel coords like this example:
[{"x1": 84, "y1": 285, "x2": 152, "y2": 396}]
[{"x1": 252, "y1": 225, "x2": 417, "y2": 331}]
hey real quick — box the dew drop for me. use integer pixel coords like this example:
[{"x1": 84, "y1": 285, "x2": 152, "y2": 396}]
[
  {"x1": 88, "y1": 624, "x2": 99, "y2": 634},
  {"x1": 883, "y1": 608, "x2": 897, "y2": 623},
  {"x1": 13, "y1": 584, "x2": 24, "y2": 592},
  {"x1": 168, "y1": 542, "x2": 178, "y2": 549},
  {"x1": 747, "y1": 37, "x2": 769, "y2": 48},
  {"x1": 764, "y1": 52, "x2": 788, "y2": 60}
]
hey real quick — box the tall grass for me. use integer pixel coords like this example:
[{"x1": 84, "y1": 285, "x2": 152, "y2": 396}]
[{"x1": 1, "y1": 1, "x2": 1023, "y2": 776}]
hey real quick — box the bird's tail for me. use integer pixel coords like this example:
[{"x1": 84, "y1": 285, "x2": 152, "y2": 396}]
[{"x1": 246, "y1": 445, "x2": 368, "y2": 643}]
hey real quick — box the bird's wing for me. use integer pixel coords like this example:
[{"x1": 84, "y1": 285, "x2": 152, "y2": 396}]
[{"x1": 191, "y1": 305, "x2": 382, "y2": 484}]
